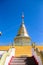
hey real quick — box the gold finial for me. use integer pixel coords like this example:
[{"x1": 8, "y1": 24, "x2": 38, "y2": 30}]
[
  {"x1": 22, "y1": 12, "x2": 24, "y2": 24},
  {"x1": 22, "y1": 12, "x2": 24, "y2": 19}
]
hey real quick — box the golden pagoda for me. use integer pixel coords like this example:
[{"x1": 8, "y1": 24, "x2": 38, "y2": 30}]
[
  {"x1": 14, "y1": 13, "x2": 32, "y2": 57},
  {"x1": 14, "y1": 13, "x2": 30, "y2": 46}
]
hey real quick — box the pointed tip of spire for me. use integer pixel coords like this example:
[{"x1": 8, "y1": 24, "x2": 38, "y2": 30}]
[
  {"x1": 22, "y1": 12, "x2": 24, "y2": 19},
  {"x1": 21, "y1": 12, "x2": 24, "y2": 24}
]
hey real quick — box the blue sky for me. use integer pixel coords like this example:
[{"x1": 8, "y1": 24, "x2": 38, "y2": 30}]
[{"x1": 0, "y1": 0, "x2": 43, "y2": 45}]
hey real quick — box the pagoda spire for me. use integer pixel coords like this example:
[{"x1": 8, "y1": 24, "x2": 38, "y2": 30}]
[{"x1": 14, "y1": 13, "x2": 31, "y2": 45}]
